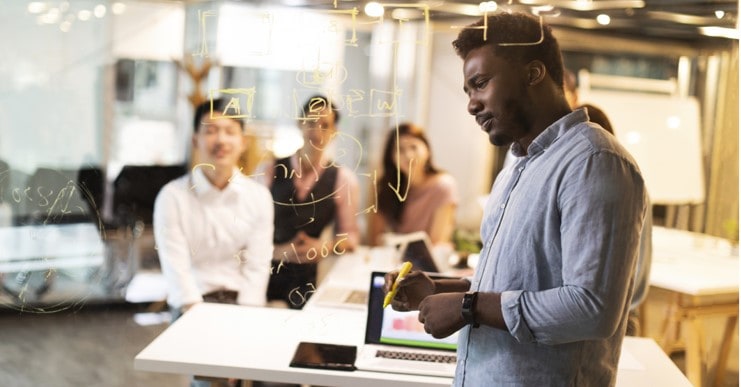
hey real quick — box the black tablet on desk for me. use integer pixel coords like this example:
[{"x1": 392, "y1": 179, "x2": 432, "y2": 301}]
[{"x1": 289, "y1": 341, "x2": 357, "y2": 371}]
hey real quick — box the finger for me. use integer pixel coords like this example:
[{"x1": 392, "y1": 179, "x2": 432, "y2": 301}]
[
  {"x1": 391, "y1": 299, "x2": 410, "y2": 311},
  {"x1": 383, "y1": 271, "x2": 399, "y2": 292}
]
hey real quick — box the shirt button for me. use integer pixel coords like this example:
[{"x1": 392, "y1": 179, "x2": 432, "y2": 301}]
[
  {"x1": 518, "y1": 166, "x2": 524, "y2": 172},
  {"x1": 500, "y1": 203, "x2": 505, "y2": 209}
]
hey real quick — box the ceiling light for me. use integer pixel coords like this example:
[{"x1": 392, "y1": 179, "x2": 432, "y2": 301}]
[
  {"x1": 479, "y1": 1, "x2": 498, "y2": 13},
  {"x1": 60, "y1": 20, "x2": 72, "y2": 32},
  {"x1": 699, "y1": 26, "x2": 740, "y2": 40},
  {"x1": 78, "y1": 10, "x2": 91, "y2": 21},
  {"x1": 27, "y1": 2, "x2": 47, "y2": 14},
  {"x1": 364, "y1": 2, "x2": 384, "y2": 18},
  {"x1": 596, "y1": 14, "x2": 611, "y2": 25},
  {"x1": 37, "y1": 8, "x2": 60, "y2": 24},
  {"x1": 532, "y1": 5, "x2": 558, "y2": 16},
  {"x1": 520, "y1": 0, "x2": 644, "y2": 11},
  {"x1": 715, "y1": 10, "x2": 725, "y2": 19},
  {"x1": 391, "y1": 8, "x2": 423, "y2": 20},
  {"x1": 94, "y1": 4, "x2": 106, "y2": 18},
  {"x1": 112, "y1": 3, "x2": 127, "y2": 15}
]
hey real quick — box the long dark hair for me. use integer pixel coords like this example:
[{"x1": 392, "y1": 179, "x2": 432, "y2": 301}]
[{"x1": 377, "y1": 123, "x2": 441, "y2": 223}]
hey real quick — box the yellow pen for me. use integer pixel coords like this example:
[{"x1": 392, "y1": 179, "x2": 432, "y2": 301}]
[{"x1": 383, "y1": 261, "x2": 413, "y2": 308}]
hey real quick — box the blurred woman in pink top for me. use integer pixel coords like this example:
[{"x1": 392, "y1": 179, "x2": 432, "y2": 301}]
[{"x1": 369, "y1": 123, "x2": 459, "y2": 247}]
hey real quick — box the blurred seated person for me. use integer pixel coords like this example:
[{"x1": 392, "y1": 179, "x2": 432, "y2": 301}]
[
  {"x1": 368, "y1": 123, "x2": 459, "y2": 247},
  {"x1": 574, "y1": 102, "x2": 652, "y2": 336},
  {"x1": 153, "y1": 97, "x2": 274, "y2": 320},
  {"x1": 567, "y1": 70, "x2": 652, "y2": 336},
  {"x1": 259, "y1": 94, "x2": 360, "y2": 309}
]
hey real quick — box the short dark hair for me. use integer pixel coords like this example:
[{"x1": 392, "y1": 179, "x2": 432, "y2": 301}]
[
  {"x1": 452, "y1": 12, "x2": 565, "y2": 90},
  {"x1": 192, "y1": 98, "x2": 245, "y2": 133},
  {"x1": 300, "y1": 94, "x2": 340, "y2": 124},
  {"x1": 579, "y1": 104, "x2": 614, "y2": 135}
]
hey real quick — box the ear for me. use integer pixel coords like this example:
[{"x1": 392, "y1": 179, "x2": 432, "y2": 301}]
[
  {"x1": 191, "y1": 133, "x2": 198, "y2": 148},
  {"x1": 526, "y1": 60, "x2": 547, "y2": 86}
]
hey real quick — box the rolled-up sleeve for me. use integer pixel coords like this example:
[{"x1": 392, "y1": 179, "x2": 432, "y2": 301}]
[{"x1": 501, "y1": 150, "x2": 646, "y2": 345}]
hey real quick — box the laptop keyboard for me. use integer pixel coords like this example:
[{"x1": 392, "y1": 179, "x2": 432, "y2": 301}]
[{"x1": 375, "y1": 350, "x2": 457, "y2": 364}]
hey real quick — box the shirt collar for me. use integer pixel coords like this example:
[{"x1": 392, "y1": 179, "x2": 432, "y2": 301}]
[
  {"x1": 191, "y1": 166, "x2": 241, "y2": 197},
  {"x1": 510, "y1": 108, "x2": 588, "y2": 157}
]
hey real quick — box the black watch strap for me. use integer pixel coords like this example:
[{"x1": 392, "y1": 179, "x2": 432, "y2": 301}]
[{"x1": 461, "y1": 291, "x2": 480, "y2": 328}]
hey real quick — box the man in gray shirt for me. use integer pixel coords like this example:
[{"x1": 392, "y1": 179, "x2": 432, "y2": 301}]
[{"x1": 385, "y1": 12, "x2": 648, "y2": 386}]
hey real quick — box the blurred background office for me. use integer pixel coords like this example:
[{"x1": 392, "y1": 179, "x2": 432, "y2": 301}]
[{"x1": 0, "y1": 0, "x2": 737, "y2": 386}]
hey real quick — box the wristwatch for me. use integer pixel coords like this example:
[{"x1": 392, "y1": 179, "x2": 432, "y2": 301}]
[{"x1": 461, "y1": 291, "x2": 480, "y2": 328}]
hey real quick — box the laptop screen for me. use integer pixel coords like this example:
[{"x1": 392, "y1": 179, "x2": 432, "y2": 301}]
[{"x1": 364, "y1": 271, "x2": 458, "y2": 351}]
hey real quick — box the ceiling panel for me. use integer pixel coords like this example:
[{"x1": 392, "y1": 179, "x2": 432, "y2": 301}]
[{"x1": 261, "y1": 0, "x2": 738, "y2": 45}]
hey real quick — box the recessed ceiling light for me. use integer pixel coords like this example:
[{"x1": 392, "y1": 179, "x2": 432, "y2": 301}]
[
  {"x1": 715, "y1": 10, "x2": 725, "y2": 19},
  {"x1": 78, "y1": 10, "x2": 92, "y2": 21},
  {"x1": 391, "y1": 8, "x2": 422, "y2": 20},
  {"x1": 596, "y1": 14, "x2": 611, "y2": 25},
  {"x1": 94, "y1": 4, "x2": 106, "y2": 18},
  {"x1": 112, "y1": 2, "x2": 127, "y2": 15},
  {"x1": 364, "y1": 2, "x2": 384, "y2": 18},
  {"x1": 27, "y1": 2, "x2": 47, "y2": 14},
  {"x1": 479, "y1": 1, "x2": 498, "y2": 13},
  {"x1": 699, "y1": 26, "x2": 740, "y2": 40}
]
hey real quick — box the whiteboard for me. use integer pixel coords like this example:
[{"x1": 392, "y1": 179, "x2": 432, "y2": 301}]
[{"x1": 580, "y1": 90, "x2": 705, "y2": 204}]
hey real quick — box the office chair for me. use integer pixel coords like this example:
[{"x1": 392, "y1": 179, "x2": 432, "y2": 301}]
[
  {"x1": 2, "y1": 166, "x2": 106, "y2": 303},
  {"x1": 106, "y1": 164, "x2": 186, "y2": 294},
  {"x1": 112, "y1": 164, "x2": 186, "y2": 228}
]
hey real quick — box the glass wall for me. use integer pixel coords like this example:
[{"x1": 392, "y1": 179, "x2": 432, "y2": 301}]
[{"x1": 0, "y1": 1, "x2": 737, "y2": 310}]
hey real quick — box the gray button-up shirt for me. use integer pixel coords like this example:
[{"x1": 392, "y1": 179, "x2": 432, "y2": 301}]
[{"x1": 454, "y1": 109, "x2": 647, "y2": 386}]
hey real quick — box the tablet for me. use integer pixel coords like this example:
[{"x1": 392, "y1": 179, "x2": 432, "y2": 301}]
[
  {"x1": 383, "y1": 231, "x2": 441, "y2": 272},
  {"x1": 289, "y1": 341, "x2": 357, "y2": 371}
]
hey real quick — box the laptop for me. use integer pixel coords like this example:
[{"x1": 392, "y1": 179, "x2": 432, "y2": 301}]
[
  {"x1": 310, "y1": 285, "x2": 368, "y2": 310},
  {"x1": 383, "y1": 231, "x2": 445, "y2": 273},
  {"x1": 354, "y1": 271, "x2": 459, "y2": 378}
]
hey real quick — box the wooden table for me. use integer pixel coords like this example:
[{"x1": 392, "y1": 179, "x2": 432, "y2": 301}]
[{"x1": 647, "y1": 226, "x2": 739, "y2": 387}]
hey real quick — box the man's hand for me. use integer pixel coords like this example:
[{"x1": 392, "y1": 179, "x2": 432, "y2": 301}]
[
  {"x1": 418, "y1": 292, "x2": 467, "y2": 338},
  {"x1": 383, "y1": 270, "x2": 435, "y2": 311}
]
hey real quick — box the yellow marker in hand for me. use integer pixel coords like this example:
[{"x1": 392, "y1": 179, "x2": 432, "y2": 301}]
[{"x1": 383, "y1": 261, "x2": 413, "y2": 308}]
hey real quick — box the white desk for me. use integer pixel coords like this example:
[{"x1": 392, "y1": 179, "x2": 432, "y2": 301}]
[
  {"x1": 0, "y1": 223, "x2": 105, "y2": 272},
  {"x1": 136, "y1": 249, "x2": 692, "y2": 386},
  {"x1": 646, "y1": 226, "x2": 739, "y2": 387},
  {"x1": 134, "y1": 303, "x2": 691, "y2": 387}
]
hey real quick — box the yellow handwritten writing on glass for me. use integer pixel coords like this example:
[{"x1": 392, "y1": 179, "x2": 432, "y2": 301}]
[
  {"x1": 194, "y1": 9, "x2": 216, "y2": 58},
  {"x1": 208, "y1": 88, "x2": 257, "y2": 120},
  {"x1": 369, "y1": 88, "x2": 400, "y2": 117}
]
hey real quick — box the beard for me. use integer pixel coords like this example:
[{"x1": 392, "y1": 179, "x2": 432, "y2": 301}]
[{"x1": 487, "y1": 97, "x2": 531, "y2": 147}]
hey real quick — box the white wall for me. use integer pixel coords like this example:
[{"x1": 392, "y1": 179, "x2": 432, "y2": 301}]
[{"x1": 425, "y1": 28, "x2": 493, "y2": 231}]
